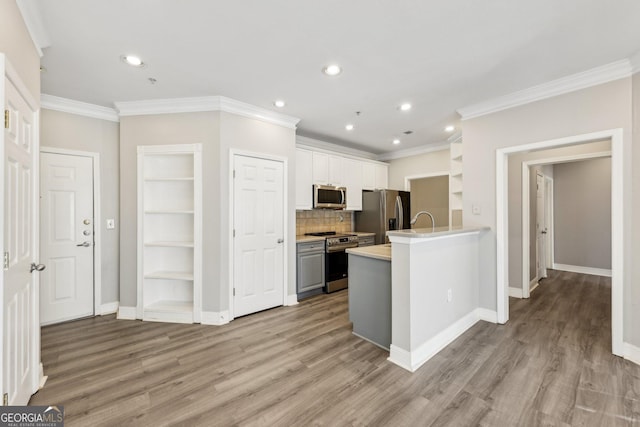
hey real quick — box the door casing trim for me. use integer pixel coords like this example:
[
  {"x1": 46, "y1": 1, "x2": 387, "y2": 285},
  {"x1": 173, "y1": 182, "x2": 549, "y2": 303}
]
[
  {"x1": 40, "y1": 146, "x2": 102, "y2": 317},
  {"x1": 228, "y1": 149, "x2": 288, "y2": 321}
]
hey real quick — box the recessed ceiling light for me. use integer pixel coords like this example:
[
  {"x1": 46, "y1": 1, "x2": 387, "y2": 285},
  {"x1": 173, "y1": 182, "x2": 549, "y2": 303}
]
[
  {"x1": 121, "y1": 55, "x2": 145, "y2": 67},
  {"x1": 274, "y1": 100, "x2": 286, "y2": 108},
  {"x1": 392, "y1": 139, "x2": 401, "y2": 145},
  {"x1": 322, "y1": 64, "x2": 342, "y2": 76},
  {"x1": 445, "y1": 125, "x2": 455, "y2": 132},
  {"x1": 399, "y1": 103, "x2": 412, "y2": 111},
  {"x1": 345, "y1": 124, "x2": 354, "y2": 131}
]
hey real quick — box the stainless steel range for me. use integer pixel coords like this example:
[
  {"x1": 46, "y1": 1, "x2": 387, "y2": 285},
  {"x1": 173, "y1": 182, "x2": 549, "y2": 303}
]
[{"x1": 305, "y1": 232, "x2": 359, "y2": 293}]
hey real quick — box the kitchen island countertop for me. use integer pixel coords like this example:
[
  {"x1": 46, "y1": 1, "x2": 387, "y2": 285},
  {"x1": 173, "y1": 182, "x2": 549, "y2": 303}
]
[{"x1": 346, "y1": 244, "x2": 391, "y2": 261}]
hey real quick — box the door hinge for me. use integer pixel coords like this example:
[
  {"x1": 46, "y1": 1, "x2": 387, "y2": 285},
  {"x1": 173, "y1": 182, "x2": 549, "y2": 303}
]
[
  {"x1": 233, "y1": 229, "x2": 235, "y2": 237},
  {"x1": 4, "y1": 110, "x2": 9, "y2": 129},
  {"x1": 3, "y1": 393, "x2": 8, "y2": 406},
  {"x1": 233, "y1": 170, "x2": 236, "y2": 178},
  {"x1": 3, "y1": 252, "x2": 9, "y2": 270},
  {"x1": 233, "y1": 288, "x2": 235, "y2": 296}
]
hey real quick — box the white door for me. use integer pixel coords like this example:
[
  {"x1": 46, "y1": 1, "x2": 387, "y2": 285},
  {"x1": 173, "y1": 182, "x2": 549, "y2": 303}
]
[
  {"x1": 3, "y1": 73, "x2": 40, "y2": 405},
  {"x1": 536, "y1": 172, "x2": 547, "y2": 280},
  {"x1": 233, "y1": 155, "x2": 284, "y2": 317},
  {"x1": 40, "y1": 152, "x2": 94, "y2": 325}
]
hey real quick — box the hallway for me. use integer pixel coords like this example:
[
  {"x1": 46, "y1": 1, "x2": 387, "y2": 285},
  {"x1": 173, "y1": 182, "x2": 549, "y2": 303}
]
[{"x1": 30, "y1": 270, "x2": 639, "y2": 426}]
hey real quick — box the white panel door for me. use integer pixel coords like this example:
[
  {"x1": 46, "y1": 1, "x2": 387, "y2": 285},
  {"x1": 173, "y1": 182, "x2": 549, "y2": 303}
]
[
  {"x1": 233, "y1": 155, "x2": 284, "y2": 317},
  {"x1": 40, "y1": 152, "x2": 94, "y2": 325},
  {"x1": 536, "y1": 172, "x2": 547, "y2": 280},
  {"x1": 3, "y1": 74, "x2": 39, "y2": 405}
]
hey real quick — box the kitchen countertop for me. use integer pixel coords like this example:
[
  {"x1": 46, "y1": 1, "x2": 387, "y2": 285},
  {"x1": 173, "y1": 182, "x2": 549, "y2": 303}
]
[
  {"x1": 352, "y1": 231, "x2": 375, "y2": 237},
  {"x1": 387, "y1": 225, "x2": 489, "y2": 242},
  {"x1": 346, "y1": 244, "x2": 391, "y2": 261},
  {"x1": 296, "y1": 235, "x2": 326, "y2": 243}
]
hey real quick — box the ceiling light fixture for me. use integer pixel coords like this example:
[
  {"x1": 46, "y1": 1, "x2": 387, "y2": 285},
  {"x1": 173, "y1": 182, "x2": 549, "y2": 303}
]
[
  {"x1": 445, "y1": 125, "x2": 455, "y2": 132},
  {"x1": 345, "y1": 124, "x2": 354, "y2": 131},
  {"x1": 399, "y1": 103, "x2": 412, "y2": 111},
  {"x1": 322, "y1": 64, "x2": 342, "y2": 76},
  {"x1": 121, "y1": 55, "x2": 145, "y2": 67},
  {"x1": 392, "y1": 138, "x2": 401, "y2": 145},
  {"x1": 274, "y1": 100, "x2": 286, "y2": 108}
]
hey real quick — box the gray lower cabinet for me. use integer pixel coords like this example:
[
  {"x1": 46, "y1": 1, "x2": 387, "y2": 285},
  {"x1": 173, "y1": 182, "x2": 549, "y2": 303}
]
[{"x1": 296, "y1": 241, "x2": 325, "y2": 299}]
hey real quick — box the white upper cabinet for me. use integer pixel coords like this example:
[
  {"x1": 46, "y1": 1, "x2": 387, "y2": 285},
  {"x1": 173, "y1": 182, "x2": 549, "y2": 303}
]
[
  {"x1": 312, "y1": 152, "x2": 329, "y2": 184},
  {"x1": 343, "y1": 158, "x2": 363, "y2": 211},
  {"x1": 296, "y1": 148, "x2": 313, "y2": 210},
  {"x1": 362, "y1": 162, "x2": 388, "y2": 190},
  {"x1": 296, "y1": 143, "x2": 389, "y2": 211}
]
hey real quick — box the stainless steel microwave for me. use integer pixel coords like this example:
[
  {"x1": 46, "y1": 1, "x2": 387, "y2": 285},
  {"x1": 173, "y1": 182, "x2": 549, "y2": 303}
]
[{"x1": 313, "y1": 184, "x2": 346, "y2": 209}]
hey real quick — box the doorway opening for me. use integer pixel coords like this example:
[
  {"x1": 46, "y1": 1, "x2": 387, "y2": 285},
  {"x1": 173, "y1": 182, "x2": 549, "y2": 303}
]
[{"x1": 496, "y1": 128, "x2": 625, "y2": 357}]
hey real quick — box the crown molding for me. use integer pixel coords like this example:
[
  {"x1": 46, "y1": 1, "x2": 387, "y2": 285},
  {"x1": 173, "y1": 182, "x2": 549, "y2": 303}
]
[
  {"x1": 41, "y1": 94, "x2": 119, "y2": 122},
  {"x1": 115, "y1": 96, "x2": 300, "y2": 129},
  {"x1": 16, "y1": 0, "x2": 51, "y2": 57},
  {"x1": 376, "y1": 142, "x2": 449, "y2": 161},
  {"x1": 457, "y1": 59, "x2": 633, "y2": 120},
  {"x1": 296, "y1": 135, "x2": 378, "y2": 160},
  {"x1": 630, "y1": 50, "x2": 640, "y2": 74}
]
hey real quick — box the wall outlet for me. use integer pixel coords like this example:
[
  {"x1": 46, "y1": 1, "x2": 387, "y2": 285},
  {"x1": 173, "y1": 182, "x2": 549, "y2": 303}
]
[
  {"x1": 472, "y1": 205, "x2": 481, "y2": 215},
  {"x1": 447, "y1": 289, "x2": 452, "y2": 302},
  {"x1": 106, "y1": 219, "x2": 116, "y2": 230}
]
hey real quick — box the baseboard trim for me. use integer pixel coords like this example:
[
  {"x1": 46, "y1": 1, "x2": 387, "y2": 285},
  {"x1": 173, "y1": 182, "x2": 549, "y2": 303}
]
[
  {"x1": 117, "y1": 306, "x2": 137, "y2": 320},
  {"x1": 476, "y1": 308, "x2": 498, "y2": 323},
  {"x1": 388, "y1": 310, "x2": 480, "y2": 372},
  {"x1": 624, "y1": 342, "x2": 640, "y2": 366},
  {"x1": 509, "y1": 287, "x2": 523, "y2": 299},
  {"x1": 201, "y1": 310, "x2": 230, "y2": 326},
  {"x1": 286, "y1": 294, "x2": 298, "y2": 306},
  {"x1": 553, "y1": 263, "x2": 612, "y2": 277},
  {"x1": 99, "y1": 301, "x2": 119, "y2": 315},
  {"x1": 529, "y1": 279, "x2": 540, "y2": 294}
]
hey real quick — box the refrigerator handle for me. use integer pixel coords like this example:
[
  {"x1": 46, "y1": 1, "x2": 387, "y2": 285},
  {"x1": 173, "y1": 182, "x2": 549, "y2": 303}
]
[{"x1": 396, "y1": 196, "x2": 403, "y2": 230}]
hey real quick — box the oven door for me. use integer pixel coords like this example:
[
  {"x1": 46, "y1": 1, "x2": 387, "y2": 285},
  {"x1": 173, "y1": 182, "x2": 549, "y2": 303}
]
[{"x1": 325, "y1": 249, "x2": 348, "y2": 292}]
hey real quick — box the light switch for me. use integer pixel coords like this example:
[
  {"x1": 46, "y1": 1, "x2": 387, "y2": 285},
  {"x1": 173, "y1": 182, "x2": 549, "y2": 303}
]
[{"x1": 106, "y1": 219, "x2": 115, "y2": 230}]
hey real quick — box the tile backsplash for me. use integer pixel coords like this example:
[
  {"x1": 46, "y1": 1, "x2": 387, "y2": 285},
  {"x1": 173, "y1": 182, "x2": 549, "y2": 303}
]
[{"x1": 296, "y1": 210, "x2": 353, "y2": 235}]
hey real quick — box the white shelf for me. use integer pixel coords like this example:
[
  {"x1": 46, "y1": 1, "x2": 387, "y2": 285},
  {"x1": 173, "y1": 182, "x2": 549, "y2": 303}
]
[
  {"x1": 144, "y1": 271, "x2": 194, "y2": 281},
  {"x1": 137, "y1": 144, "x2": 202, "y2": 324},
  {"x1": 144, "y1": 241, "x2": 194, "y2": 248}
]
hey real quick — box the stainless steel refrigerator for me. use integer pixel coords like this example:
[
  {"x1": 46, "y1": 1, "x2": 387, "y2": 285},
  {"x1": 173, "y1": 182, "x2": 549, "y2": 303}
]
[{"x1": 355, "y1": 190, "x2": 411, "y2": 244}]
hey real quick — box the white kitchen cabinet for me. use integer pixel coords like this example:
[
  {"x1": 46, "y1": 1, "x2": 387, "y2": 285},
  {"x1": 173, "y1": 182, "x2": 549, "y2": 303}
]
[
  {"x1": 343, "y1": 158, "x2": 363, "y2": 211},
  {"x1": 328, "y1": 155, "x2": 343, "y2": 186},
  {"x1": 375, "y1": 163, "x2": 388, "y2": 189},
  {"x1": 312, "y1": 152, "x2": 329, "y2": 184},
  {"x1": 362, "y1": 162, "x2": 376, "y2": 190},
  {"x1": 296, "y1": 148, "x2": 313, "y2": 210},
  {"x1": 137, "y1": 144, "x2": 202, "y2": 324}
]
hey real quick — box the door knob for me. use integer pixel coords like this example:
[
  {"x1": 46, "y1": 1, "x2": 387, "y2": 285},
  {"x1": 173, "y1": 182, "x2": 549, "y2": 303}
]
[
  {"x1": 30, "y1": 263, "x2": 45, "y2": 273},
  {"x1": 76, "y1": 241, "x2": 91, "y2": 247},
  {"x1": 277, "y1": 238, "x2": 284, "y2": 244},
  {"x1": 83, "y1": 219, "x2": 91, "y2": 225}
]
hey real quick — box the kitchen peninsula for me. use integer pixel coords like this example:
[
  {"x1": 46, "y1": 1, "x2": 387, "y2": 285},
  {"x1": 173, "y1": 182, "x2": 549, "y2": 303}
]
[{"x1": 347, "y1": 225, "x2": 491, "y2": 373}]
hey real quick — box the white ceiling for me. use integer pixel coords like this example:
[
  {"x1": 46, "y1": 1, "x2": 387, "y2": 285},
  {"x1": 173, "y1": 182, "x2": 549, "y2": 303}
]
[{"x1": 29, "y1": 0, "x2": 640, "y2": 154}]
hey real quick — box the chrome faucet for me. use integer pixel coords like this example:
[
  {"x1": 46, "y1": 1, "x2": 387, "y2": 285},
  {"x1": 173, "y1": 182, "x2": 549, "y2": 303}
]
[{"x1": 410, "y1": 211, "x2": 435, "y2": 232}]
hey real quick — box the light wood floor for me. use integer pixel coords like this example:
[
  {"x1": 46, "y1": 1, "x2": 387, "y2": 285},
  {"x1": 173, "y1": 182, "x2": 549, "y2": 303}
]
[{"x1": 31, "y1": 270, "x2": 640, "y2": 426}]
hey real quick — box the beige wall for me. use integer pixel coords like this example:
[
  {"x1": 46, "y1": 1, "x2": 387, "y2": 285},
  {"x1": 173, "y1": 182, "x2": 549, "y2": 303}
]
[
  {"x1": 553, "y1": 157, "x2": 611, "y2": 270},
  {"x1": 119, "y1": 112, "x2": 220, "y2": 309},
  {"x1": 507, "y1": 140, "x2": 611, "y2": 289},
  {"x1": 408, "y1": 175, "x2": 449, "y2": 228},
  {"x1": 40, "y1": 109, "x2": 120, "y2": 304},
  {"x1": 462, "y1": 77, "x2": 634, "y2": 345},
  {"x1": 387, "y1": 148, "x2": 450, "y2": 190},
  {"x1": 119, "y1": 111, "x2": 296, "y2": 313},
  {"x1": 0, "y1": 0, "x2": 40, "y2": 100}
]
